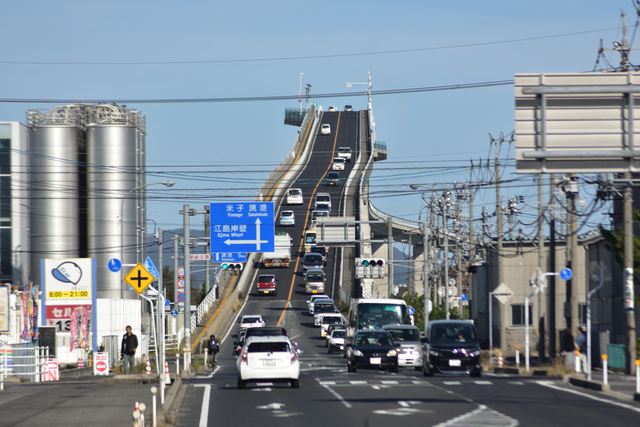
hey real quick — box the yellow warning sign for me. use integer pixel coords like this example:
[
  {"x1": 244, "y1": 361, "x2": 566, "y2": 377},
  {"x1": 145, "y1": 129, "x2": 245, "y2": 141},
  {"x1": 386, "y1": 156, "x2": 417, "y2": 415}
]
[{"x1": 123, "y1": 263, "x2": 155, "y2": 295}]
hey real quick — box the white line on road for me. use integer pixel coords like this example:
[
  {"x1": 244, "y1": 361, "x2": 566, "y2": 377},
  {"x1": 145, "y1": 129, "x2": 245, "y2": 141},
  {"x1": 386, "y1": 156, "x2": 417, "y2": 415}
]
[
  {"x1": 320, "y1": 382, "x2": 352, "y2": 408},
  {"x1": 194, "y1": 384, "x2": 211, "y2": 427},
  {"x1": 536, "y1": 380, "x2": 640, "y2": 414}
]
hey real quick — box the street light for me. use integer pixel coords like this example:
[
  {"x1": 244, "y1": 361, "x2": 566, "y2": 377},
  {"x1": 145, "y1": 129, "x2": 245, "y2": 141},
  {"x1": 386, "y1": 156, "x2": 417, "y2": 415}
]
[
  {"x1": 120, "y1": 180, "x2": 175, "y2": 299},
  {"x1": 299, "y1": 72, "x2": 304, "y2": 113}
]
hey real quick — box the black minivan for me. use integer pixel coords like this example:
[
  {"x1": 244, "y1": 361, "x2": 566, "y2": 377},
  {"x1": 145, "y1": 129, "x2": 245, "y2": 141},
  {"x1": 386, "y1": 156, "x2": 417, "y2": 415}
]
[{"x1": 421, "y1": 320, "x2": 482, "y2": 377}]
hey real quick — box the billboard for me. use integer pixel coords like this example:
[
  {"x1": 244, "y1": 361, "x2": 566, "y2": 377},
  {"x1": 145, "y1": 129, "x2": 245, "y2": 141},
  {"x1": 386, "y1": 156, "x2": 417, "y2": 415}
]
[{"x1": 515, "y1": 72, "x2": 640, "y2": 174}]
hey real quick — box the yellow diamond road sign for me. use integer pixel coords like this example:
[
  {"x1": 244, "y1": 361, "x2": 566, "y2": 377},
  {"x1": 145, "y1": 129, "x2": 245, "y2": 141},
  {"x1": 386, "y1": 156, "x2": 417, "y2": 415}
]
[{"x1": 124, "y1": 263, "x2": 155, "y2": 295}]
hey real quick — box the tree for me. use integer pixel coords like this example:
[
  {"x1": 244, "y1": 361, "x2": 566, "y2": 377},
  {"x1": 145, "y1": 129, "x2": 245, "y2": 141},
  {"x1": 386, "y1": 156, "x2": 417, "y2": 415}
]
[
  {"x1": 599, "y1": 209, "x2": 640, "y2": 281},
  {"x1": 162, "y1": 265, "x2": 175, "y2": 301}
]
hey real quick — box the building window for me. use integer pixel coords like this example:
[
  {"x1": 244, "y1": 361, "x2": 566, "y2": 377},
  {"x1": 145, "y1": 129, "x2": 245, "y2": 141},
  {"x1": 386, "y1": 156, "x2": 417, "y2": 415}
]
[
  {"x1": 511, "y1": 304, "x2": 532, "y2": 326},
  {"x1": 579, "y1": 303, "x2": 587, "y2": 326}
]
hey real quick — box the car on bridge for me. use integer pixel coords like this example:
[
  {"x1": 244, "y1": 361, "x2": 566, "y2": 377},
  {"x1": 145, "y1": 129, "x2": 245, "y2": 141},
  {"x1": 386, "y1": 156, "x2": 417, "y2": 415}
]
[
  {"x1": 337, "y1": 147, "x2": 352, "y2": 162},
  {"x1": 328, "y1": 328, "x2": 346, "y2": 354},
  {"x1": 321, "y1": 124, "x2": 331, "y2": 135},
  {"x1": 237, "y1": 335, "x2": 301, "y2": 389},
  {"x1": 344, "y1": 105, "x2": 353, "y2": 111},
  {"x1": 325, "y1": 172, "x2": 340, "y2": 186},
  {"x1": 286, "y1": 188, "x2": 303, "y2": 205},
  {"x1": 239, "y1": 314, "x2": 266, "y2": 329},
  {"x1": 332, "y1": 157, "x2": 346, "y2": 170},
  {"x1": 328, "y1": 106, "x2": 337, "y2": 111},
  {"x1": 307, "y1": 294, "x2": 332, "y2": 314},
  {"x1": 279, "y1": 210, "x2": 295, "y2": 226},
  {"x1": 256, "y1": 274, "x2": 278, "y2": 296}
]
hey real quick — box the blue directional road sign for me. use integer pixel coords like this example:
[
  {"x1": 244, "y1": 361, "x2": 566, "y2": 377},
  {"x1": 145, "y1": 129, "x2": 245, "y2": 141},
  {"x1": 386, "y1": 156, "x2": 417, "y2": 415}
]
[
  {"x1": 211, "y1": 252, "x2": 247, "y2": 263},
  {"x1": 171, "y1": 309, "x2": 178, "y2": 317},
  {"x1": 108, "y1": 258, "x2": 122, "y2": 272},
  {"x1": 209, "y1": 202, "x2": 275, "y2": 253},
  {"x1": 560, "y1": 268, "x2": 573, "y2": 281},
  {"x1": 144, "y1": 256, "x2": 160, "y2": 278},
  {"x1": 406, "y1": 306, "x2": 416, "y2": 316}
]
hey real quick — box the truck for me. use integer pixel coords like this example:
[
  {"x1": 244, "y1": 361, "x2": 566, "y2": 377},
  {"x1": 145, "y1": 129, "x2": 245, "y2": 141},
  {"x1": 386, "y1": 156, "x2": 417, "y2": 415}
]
[{"x1": 262, "y1": 231, "x2": 292, "y2": 267}]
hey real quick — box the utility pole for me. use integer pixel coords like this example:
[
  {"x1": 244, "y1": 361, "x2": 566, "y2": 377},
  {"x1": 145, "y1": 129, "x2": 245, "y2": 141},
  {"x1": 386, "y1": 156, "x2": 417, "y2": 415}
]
[
  {"x1": 549, "y1": 175, "x2": 557, "y2": 356},
  {"x1": 537, "y1": 174, "x2": 546, "y2": 360},
  {"x1": 623, "y1": 173, "x2": 637, "y2": 374},
  {"x1": 429, "y1": 196, "x2": 437, "y2": 308},
  {"x1": 204, "y1": 205, "x2": 211, "y2": 294},
  {"x1": 469, "y1": 161, "x2": 475, "y2": 292},
  {"x1": 455, "y1": 197, "x2": 463, "y2": 318},
  {"x1": 387, "y1": 219, "x2": 394, "y2": 297},
  {"x1": 443, "y1": 193, "x2": 450, "y2": 319},
  {"x1": 494, "y1": 139, "x2": 504, "y2": 288}
]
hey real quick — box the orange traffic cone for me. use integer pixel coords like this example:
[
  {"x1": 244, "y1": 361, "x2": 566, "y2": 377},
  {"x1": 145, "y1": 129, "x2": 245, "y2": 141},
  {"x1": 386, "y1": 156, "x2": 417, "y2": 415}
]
[
  {"x1": 145, "y1": 357, "x2": 151, "y2": 375},
  {"x1": 164, "y1": 361, "x2": 171, "y2": 384}
]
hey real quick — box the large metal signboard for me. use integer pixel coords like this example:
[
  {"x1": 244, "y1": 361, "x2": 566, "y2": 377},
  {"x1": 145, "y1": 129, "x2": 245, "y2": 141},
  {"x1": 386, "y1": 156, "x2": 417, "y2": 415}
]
[
  {"x1": 315, "y1": 217, "x2": 356, "y2": 246},
  {"x1": 515, "y1": 72, "x2": 640, "y2": 174},
  {"x1": 209, "y1": 202, "x2": 275, "y2": 253}
]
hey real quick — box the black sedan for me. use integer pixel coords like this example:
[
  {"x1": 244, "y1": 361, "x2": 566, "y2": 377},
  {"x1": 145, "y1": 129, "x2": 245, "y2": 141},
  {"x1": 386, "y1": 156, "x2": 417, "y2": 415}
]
[{"x1": 346, "y1": 330, "x2": 399, "y2": 373}]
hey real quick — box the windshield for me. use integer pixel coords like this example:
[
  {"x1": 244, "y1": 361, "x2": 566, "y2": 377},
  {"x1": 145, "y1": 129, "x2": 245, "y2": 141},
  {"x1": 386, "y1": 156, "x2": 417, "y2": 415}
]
[
  {"x1": 304, "y1": 254, "x2": 323, "y2": 265},
  {"x1": 332, "y1": 330, "x2": 346, "y2": 338},
  {"x1": 307, "y1": 273, "x2": 323, "y2": 282},
  {"x1": 355, "y1": 332, "x2": 393, "y2": 347},
  {"x1": 430, "y1": 324, "x2": 478, "y2": 344},
  {"x1": 315, "y1": 303, "x2": 335, "y2": 314},
  {"x1": 357, "y1": 303, "x2": 405, "y2": 330},
  {"x1": 305, "y1": 233, "x2": 316, "y2": 244},
  {"x1": 317, "y1": 195, "x2": 330, "y2": 202},
  {"x1": 386, "y1": 328, "x2": 420, "y2": 342}
]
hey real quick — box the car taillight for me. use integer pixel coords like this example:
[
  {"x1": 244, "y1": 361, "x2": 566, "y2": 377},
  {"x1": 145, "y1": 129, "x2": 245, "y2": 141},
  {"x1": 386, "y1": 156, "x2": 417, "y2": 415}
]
[
  {"x1": 291, "y1": 352, "x2": 297, "y2": 362},
  {"x1": 241, "y1": 351, "x2": 248, "y2": 362}
]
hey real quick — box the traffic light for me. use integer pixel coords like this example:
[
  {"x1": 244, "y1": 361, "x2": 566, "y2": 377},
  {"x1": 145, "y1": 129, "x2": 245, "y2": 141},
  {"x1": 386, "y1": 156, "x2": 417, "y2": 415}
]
[
  {"x1": 361, "y1": 259, "x2": 385, "y2": 267},
  {"x1": 221, "y1": 262, "x2": 244, "y2": 271}
]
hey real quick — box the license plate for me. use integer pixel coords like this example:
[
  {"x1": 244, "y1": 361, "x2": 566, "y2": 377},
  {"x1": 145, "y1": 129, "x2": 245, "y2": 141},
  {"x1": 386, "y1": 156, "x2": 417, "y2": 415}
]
[
  {"x1": 312, "y1": 290, "x2": 318, "y2": 294},
  {"x1": 263, "y1": 290, "x2": 270, "y2": 294},
  {"x1": 263, "y1": 359, "x2": 276, "y2": 367},
  {"x1": 449, "y1": 359, "x2": 461, "y2": 367},
  {"x1": 370, "y1": 357, "x2": 381, "y2": 365}
]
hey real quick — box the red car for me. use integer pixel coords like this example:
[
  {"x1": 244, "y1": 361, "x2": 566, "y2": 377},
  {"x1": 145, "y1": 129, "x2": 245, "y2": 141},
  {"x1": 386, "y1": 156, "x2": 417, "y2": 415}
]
[{"x1": 257, "y1": 274, "x2": 277, "y2": 296}]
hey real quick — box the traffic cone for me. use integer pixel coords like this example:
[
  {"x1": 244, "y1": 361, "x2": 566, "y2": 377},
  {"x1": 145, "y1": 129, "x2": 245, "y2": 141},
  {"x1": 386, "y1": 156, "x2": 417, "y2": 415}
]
[
  {"x1": 164, "y1": 361, "x2": 171, "y2": 385},
  {"x1": 497, "y1": 352, "x2": 503, "y2": 368},
  {"x1": 145, "y1": 357, "x2": 151, "y2": 375}
]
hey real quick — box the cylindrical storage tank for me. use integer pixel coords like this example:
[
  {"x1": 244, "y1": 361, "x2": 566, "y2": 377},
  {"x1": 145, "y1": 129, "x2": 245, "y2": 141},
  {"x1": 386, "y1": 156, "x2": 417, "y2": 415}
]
[
  {"x1": 29, "y1": 125, "x2": 82, "y2": 288},
  {"x1": 86, "y1": 124, "x2": 140, "y2": 299}
]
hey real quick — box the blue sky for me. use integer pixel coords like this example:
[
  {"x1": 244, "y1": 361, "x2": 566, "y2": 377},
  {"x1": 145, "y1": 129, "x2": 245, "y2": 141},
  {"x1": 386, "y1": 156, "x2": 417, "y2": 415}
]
[{"x1": 0, "y1": 1, "x2": 634, "y2": 233}]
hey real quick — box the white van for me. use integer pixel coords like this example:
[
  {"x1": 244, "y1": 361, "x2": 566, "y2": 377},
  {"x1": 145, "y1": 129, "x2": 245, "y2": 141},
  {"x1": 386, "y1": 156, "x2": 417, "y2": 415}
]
[
  {"x1": 286, "y1": 188, "x2": 303, "y2": 205},
  {"x1": 315, "y1": 193, "x2": 332, "y2": 210}
]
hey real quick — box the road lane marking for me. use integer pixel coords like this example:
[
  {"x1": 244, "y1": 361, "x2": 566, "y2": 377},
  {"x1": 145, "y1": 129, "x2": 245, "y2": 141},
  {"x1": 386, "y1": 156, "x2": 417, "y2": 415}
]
[
  {"x1": 536, "y1": 380, "x2": 640, "y2": 414},
  {"x1": 193, "y1": 384, "x2": 211, "y2": 427},
  {"x1": 433, "y1": 404, "x2": 518, "y2": 427},
  {"x1": 443, "y1": 381, "x2": 462, "y2": 386},
  {"x1": 320, "y1": 382, "x2": 352, "y2": 408}
]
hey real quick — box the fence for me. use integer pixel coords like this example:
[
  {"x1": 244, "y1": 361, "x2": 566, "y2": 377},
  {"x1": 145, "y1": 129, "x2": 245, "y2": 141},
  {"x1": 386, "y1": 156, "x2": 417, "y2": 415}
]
[{"x1": 1, "y1": 343, "x2": 50, "y2": 383}]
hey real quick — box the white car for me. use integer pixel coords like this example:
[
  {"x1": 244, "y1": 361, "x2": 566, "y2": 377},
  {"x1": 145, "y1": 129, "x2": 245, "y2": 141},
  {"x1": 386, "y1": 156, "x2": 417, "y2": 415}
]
[
  {"x1": 337, "y1": 147, "x2": 352, "y2": 162},
  {"x1": 307, "y1": 295, "x2": 332, "y2": 314},
  {"x1": 237, "y1": 336, "x2": 300, "y2": 389},
  {"x1": 320, "y1": 314, "x2": 344, "y2": 338},
  {"x1": 286, "y1": 188, "x2": 303, "y2": 205},
  {"x1": 344, "y1": 105, "x2": 353, "y2": 111},
  {"x1": 321, "y1": 124, "x2": 331, "y2": 135},
  {"x1": 328, "y1": 106, "x2": 337, "y2": 111},
  {"x1": 314, "y1": 301, "x2": 338, "y2": 326},
  {"x1": 382, "y1": 324, "x2": 423, "y2": 369},
  {"x1": 239, "y1": 314, "x2": 266, "y2": 329},
  {"x1": 332, "y1": 157, "x2": 346, "y2": 170},
  {"x1": 328, "y1": 329, "x2": 346, "y2": 354}
]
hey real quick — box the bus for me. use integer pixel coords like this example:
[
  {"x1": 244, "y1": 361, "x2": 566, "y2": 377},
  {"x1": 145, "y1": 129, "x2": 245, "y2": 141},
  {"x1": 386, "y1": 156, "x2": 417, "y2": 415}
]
[{"x1": 346, "y1": 298, "x2": 411, "y2": 345}]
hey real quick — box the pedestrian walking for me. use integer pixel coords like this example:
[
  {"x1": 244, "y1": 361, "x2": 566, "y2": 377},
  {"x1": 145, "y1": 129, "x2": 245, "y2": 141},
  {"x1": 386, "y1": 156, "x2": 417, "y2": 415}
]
[
  {"x1": 121, "y1": 326, "x2": 138, "y2": 374},
  {"x1": 575, "y1": 326, "x2": 587, "y2": 373},
  {"x1": 561, "y1": 327, "x2": 576, "y2": 368}
]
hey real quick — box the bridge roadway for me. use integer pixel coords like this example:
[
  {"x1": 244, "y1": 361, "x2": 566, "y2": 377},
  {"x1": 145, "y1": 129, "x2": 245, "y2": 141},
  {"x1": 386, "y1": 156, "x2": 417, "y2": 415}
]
[{"x1": 173, "y1": 110, "x2": 640, "y2": 426}]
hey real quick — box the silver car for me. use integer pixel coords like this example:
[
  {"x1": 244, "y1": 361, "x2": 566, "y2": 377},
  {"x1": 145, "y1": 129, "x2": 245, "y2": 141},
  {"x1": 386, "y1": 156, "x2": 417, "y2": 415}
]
[{"x1": 382, "y1": 324, "x2": 423, "y2": 370}]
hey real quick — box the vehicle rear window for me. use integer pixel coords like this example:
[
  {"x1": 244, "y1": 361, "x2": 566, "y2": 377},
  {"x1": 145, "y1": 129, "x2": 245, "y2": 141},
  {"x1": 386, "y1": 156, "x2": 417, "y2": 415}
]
[
  {"x1": 304, "y1": 254, "x2": 323, "y2": 264},
  {"x1": 323, "y1": 316, "x2": 343, "y2": 325},
  {"x1": 258, "y1": 275, "x2": 275, "y2": 282},
  {"x1": 387, "y1": 328, "x2": 420, "y2": 341},
  {"x1": 288, "y1": 189, "x2": 301, "y2": 195},
  {"x1": 315, "y1": 303, "x2": 335, "y2": 313},
  {"x1": 317, "y1": 195, "x2": 330, "y2": 202},
  {"x1": 243, "y1": 317, "x2": 261, "y2": 323},
  {"x1": 247, "y1": 342, "x2": 290, "y2": 353}
]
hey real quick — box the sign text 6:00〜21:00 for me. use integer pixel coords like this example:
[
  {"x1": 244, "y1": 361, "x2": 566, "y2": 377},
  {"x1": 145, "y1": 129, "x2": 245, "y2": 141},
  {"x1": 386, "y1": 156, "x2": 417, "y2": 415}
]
[{"x1": 48, "y1": 291, "x2": 89, "y2": 298}]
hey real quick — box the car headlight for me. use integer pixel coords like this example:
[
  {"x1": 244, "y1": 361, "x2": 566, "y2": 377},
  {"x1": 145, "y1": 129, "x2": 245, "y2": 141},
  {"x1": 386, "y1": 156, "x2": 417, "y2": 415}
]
[
  {"x1": 429, "y1": 349, "x2": 441, "y2": 357},
  {"x1": 387, "y1": 349, "x2": 397, "y2": 357},
  {"x1": 471, "y1": 350, "x2": 481, "y2": 357},
  {"x1": 353, "y1": 349, "x2": 364, "y2": 357}
]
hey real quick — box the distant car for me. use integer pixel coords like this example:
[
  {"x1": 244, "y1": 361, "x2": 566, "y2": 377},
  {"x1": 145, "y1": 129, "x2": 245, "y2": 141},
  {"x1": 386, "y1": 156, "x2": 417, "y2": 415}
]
[
  {"x1": 320, "y1": 314, "x2": 344, "y2": 338},
  {"x1": 328, "y1": 106, "x2": 337, "y2": 111},
  {"x1": 325, "y1": 324, "x2": 346, "y2": 345},
  {"x1": 237, "y1": 336, "x2": 301, "y2": 389},
  {"x1": 332, "y1": 157, "x2": 346, "y2": 170},
  {"x1": 337, "y1": 147, "x2": 352, "y2": 162},
  {"x1": 309, "y1": 246, "x2": 327, "y2": 265},
  {"x1": 328, "y1": 329, "x2": 346, "y2": 354},
  {"x1": 382, "y1": 324, "x2": 423, "y2": 370},
  {"x1": 239, "y1": 315, "x2": 266, "y2": 329},
  {"x1": 257, "y1": 274, "x2": 277, "y2": 296},
  {"x1": 344, "y1": 105, "x2": 353, "y2": 111},
  {"x1": 315, "y1": 202, "x2": 331, "y2": 211},
  {"x1": 286, "y1": 188, "x2": 303, "y2": 205},
  {"x1": 321, "y1": 124, "x2": 331, "y2": 135},
  {"x1": 311, "y1": 209, "x2": 330, "y2": 222},
  {"x1": 346, "y1": 330, "x2": 399, "y2": 373},
  {"x1": 279, "y1": 210, "x2": 295, "y2": 226},
  {"x1": 302, "y1": 252, "x2": 324, "y2": 273},
  {"x1": 307, "y1": 295, "x2": 332, "y2": 314},
  {"x1": 325, "y1": 172, "x2": 340, "y2": 186},
  {"x1": 314, "y1": 301, "x2": 339, "y2": 326}
]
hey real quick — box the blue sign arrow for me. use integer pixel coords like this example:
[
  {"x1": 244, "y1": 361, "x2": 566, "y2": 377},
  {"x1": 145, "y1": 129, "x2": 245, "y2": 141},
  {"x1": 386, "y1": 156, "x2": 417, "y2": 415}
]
[
  {"x1": 406, "y1": 306, "x2": 416, "y2": 315},
  {"x1": 144, "y1": 256, "x2": 160, "y2": 278},
  {"x1": 209, "y1": 202, "x2": 275, "y2": 253},
  {"x1": 165, "y1": 299, "x2": 171, "y2": 307},
  {"x1": 108, "y1": 258, "x2": 122, "y2": 272},
  {"x1": 560, "y1": 268, "x2": 573, "y2": 281},
  {"x1": 461, "y1": 293, "x2": 469, "y2": 302}
]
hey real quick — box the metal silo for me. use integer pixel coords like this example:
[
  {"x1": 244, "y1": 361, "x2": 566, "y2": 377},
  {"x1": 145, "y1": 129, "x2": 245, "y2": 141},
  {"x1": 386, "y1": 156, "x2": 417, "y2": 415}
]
[
  {"x1": 86, "y1": 105, "x2": 145, "y2": 299},
  {"x1": 28, "y1": 106, "x2": 83, "y2": 288}
]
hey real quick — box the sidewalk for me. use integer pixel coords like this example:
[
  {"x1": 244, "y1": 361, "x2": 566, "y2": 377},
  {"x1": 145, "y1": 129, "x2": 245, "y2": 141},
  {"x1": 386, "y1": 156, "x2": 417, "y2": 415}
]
[{"x1": 0, "y1": 372, "x2": 184, "y2": 426}]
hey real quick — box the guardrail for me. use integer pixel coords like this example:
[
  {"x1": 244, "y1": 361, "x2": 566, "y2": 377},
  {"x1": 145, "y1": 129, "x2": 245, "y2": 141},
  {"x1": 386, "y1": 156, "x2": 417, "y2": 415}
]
[{"x1": 1, "y1": 344, "x2": 50, "y2": 383}]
